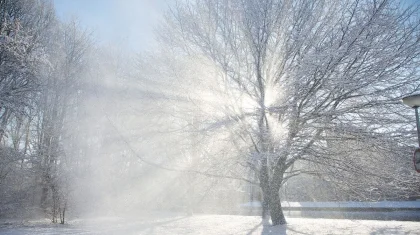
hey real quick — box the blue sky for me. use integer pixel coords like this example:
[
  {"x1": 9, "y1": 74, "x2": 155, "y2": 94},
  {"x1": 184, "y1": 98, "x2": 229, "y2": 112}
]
[
  {"x1": 53, "y1": 0, "x2": 168, "y2": 51},
  {"x1": 53, "y1": 0, "x2": 418, "y2": 52}
]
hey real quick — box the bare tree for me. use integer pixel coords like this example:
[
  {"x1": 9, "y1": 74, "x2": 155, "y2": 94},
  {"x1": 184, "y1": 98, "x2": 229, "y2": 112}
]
[
  {"x1": 35, "y1": 20, "x2": 91, "y2": 223},
  {"x1": 0, "y1": 0, "x2": 54, "y2": 142},
  {"x1": 151, "y1": 0, "x2": 420, "y2": 225}
]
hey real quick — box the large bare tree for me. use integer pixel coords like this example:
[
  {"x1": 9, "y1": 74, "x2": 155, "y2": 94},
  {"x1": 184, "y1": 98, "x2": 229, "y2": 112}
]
[{"x1": 150, "y1": 0, "x2": 420, "y2": 225}]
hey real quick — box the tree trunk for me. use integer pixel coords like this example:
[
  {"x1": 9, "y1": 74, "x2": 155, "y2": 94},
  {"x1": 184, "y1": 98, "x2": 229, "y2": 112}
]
[
  {"x1": 40, "y1": 185, "x2": 49, "y2": 211},
  {"x1": 60, "y1": 201, "x2": 66, "y2": 224},
  {"x1": 261, "y1": 190, "x2": 270, "y2": 219},
  {"x1": 259, "y1": 165, "x2": 271, "y2": 219},
  {"x1": 269, "y1": 188, "x2": 286, "y2": 225},
  {"x1": 260, "y1": 183, "x2": 287, "y2": 225},
  {"x1": 51, "y1": 184, "x2": 58, "y2": 223}
]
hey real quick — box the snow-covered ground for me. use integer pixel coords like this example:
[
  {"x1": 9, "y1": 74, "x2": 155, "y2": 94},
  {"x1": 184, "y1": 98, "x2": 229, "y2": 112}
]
[{"x1": 1, "y1": 213, "x2": 420, "y2": 235}]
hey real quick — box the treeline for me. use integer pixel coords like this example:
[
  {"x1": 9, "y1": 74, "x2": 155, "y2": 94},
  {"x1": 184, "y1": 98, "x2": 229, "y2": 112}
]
[{"x1": 0, "y1": 0, "x2": 91, "y2": 223}]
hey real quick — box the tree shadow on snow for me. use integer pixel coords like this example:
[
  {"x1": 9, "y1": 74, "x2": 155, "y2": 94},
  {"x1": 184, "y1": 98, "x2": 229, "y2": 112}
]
[
  {"x1": 246, "y1": 219, "x2": 313, "y2": 235},
  {"x1": 245, "y1": 219, "x2": 287, "y2": 235},
  {"x1": 370, "y1": 226, "x2": 405, "y2": 235},
  {"x1": 260, "y1": 224, "x2": 314, "y2": 235},
  {"x1": 260, "y1": 224, "x2": 287, "y2": 235},
  {"x1": 245, "y1": 221, "x2": 263, "y2": 235}
]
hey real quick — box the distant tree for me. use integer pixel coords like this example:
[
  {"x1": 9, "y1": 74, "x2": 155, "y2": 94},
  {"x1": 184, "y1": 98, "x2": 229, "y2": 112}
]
[
  {"x1": 35, "y1": 20, "x2": 91, "y2": 223},
  {"x1": 151, "y1": 0, "x2": 420, "y2": 225}
]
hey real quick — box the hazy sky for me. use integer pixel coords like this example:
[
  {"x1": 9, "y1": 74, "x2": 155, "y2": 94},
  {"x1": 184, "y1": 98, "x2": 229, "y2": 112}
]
[{"x1": 53, "y1": 0, "x2": 168, "y2": 51}]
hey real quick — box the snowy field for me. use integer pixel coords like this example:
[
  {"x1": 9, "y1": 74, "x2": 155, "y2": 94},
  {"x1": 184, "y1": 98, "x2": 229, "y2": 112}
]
[{"x1": 1, "y1": 214, "x2": 420, "y2": 235}]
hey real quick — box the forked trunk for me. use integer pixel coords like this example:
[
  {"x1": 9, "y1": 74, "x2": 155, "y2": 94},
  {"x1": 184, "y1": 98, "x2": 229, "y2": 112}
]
[{"x1": 260, "y1": 182, "x2": 287, "y2": 225}]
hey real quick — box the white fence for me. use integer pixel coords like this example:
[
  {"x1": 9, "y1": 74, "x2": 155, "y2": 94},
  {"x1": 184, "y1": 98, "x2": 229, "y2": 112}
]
[{"x1": 240, "y1": 201, "x2": 420, "y2": 221}]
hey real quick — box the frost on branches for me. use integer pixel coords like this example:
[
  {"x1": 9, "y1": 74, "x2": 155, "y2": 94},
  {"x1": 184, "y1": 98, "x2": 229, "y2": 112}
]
[{"x1": 146, "y1": 0, "x2": 420, "y2": 225}]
